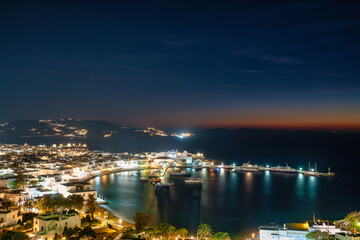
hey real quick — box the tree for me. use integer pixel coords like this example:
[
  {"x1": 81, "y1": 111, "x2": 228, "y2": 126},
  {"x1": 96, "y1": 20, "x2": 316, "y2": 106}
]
[
  {"x1": 1, "y1": 230, "x2": 29, "y2": 240},
  {"x1": 177, "y1": 228, "x2": 188, "y2": 239},
  {"x1": 133, "y1": 212, "x2": 151, "y2": 231},
  {"x1": 24, "y1": 199, "x2": 35, "y2": 212},
  {"x1": 85, "y1": 194, "x2": 98, "y2": 220},
  {"x1": 213, "y1": 232, "x2": 231, "y2": 240},
  {"x1": 62, "y1": 226, "x2": 81, "y2": 240},
  {"x1": 345, "y1": 211, "x2": 360, "y2": 233},
  {"x1": 52, "y1": 194, "x2": 67, "y2": 212},
  {"x1": 306, "y1": 231, "x2": 322, "y2": 240},
  {"x1": 152, "y1": 223, "x2": 177, "y2": 240},
  {"x1": 197, "y1": 224, "x2": 213, "y2": 240},
  {"x1": 123, "y1": 226, "x2": 136, "y2": 239},
  {"x1": 67, "y1": 194, "x2": 84, "y2": 212},
  {"x1": 79, "y1": 226, "x2": 96, "y2": 239},
  {"x1": 11, "y1": 172, "x2": 26, "y2": 190},
  {"x1": 36, "y1": 194, "x2": 67, "y2": 212},
  {"x1": 1, "y1": 200, "x2": 14, "y2": 210}
]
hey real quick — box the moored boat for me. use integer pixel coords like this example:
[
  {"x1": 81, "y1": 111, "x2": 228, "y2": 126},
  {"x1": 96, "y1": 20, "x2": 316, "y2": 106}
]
[
  {"x1": 185, "y1": 177, "x2": 203, "y2": 183},
  {"x1": 170, "y1": 170, "x2": 191, "y2": 177},
  {"x1": 268, "y1": 164, "x2": 298, "y2": 173},
  {"x1": 235, "y1": 161, "x2": 259, "y2": 172},
  {"x1": 149, "y1": 175, "x2": 161, "y2": 183}
]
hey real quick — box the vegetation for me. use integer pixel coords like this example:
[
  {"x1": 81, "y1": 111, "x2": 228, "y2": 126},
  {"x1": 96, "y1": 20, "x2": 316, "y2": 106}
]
[
  {"x1": 176, "y1": 228, "x2": 188, "y2": 239},
  {"x1": 345, "y1": 211, "x2": 360, "y2": 233},
  {"x1": 66, "y1": 194, "x2": 85, "y2": 212},
  {"x1": 122, "y1": 226, "x2": 137, "y2": 239},
  {"x1": 213, "y1": 232, "x2": 231, "y2": 240},
  {"x1": 133, "y1": 212, "x2": 151, "y2": 231},
  {"x1": 151, "y1": 223, "x2": 177, "y2": 240},
  {"x1": 1, "y1": 200, "x2": 14, "y2": 210},
  {"x1": 62, "y1": 226, "x2": 96, "y2": 240},
  {"x1": 10, "y1": 172, "x2": 26, "y2": 190},
  {"x1": 85, "y1": 194, "x2": 98, "y2": 220},
  {"x1": 197, "y1": 224, "x2": 213, "y2": 240},
  {"x1": 0, "y1": 230, "x2": 29, "y2": 240},
  {"x1": 306, "y1": 231, "x2": 334, "y2": 240},
  {"x1": 22, "y1": 212, "x2": 38, "y2": 229},
  {"x1": 36, "y1": 194, "x2": 84, "y2": 212},
  {"x1": 23, "y1": 199, "x2": 35, "y2": 212}
]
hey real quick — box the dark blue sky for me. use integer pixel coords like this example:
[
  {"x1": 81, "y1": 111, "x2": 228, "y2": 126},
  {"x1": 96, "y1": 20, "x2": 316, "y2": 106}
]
[{"x1": 1, "y1": 1, "x2": 360, "y2": 129}]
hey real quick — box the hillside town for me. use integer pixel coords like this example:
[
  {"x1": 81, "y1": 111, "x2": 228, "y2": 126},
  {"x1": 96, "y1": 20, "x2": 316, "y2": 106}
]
[{"x1": 0, "y1": 143, "x2": 359, "y2": 240}]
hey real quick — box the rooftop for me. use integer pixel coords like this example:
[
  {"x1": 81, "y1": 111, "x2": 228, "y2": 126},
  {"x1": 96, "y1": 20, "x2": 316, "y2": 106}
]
[
  {"x1": 285, "y1": 223, "x2": 309, "y2": 231},
  {"x1": 36, "y1": 212, "x2": 78, "y2": 221}
]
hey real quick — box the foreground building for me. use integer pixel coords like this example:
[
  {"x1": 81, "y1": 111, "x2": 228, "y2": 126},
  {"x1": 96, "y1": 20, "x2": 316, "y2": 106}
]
[
  {"x1": 259, "y1": 221, "x2": 347, "y2": 240},
  {"x1": 0, "y1": 209, "x2": 22, "y2": 228},
  {"x1": 33, "y1": 212, "x2": 81, "y2": 240}
]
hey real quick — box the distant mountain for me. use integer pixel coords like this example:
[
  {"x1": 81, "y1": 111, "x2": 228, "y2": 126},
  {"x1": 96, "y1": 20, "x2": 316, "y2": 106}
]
[{"x1": 0, "y1": 119, "x2": 192, "y2": 138}]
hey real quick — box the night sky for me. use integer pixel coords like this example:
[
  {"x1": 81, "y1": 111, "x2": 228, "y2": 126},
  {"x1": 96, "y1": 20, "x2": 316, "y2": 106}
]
[{"x1": 1, "y1": 1, "x2": 360, "y2": 129}]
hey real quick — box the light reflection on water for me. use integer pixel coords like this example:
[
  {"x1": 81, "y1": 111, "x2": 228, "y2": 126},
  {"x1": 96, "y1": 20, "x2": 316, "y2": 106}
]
[{"x1": 90, "y1": 168, "x2": 359, "y2": 237}]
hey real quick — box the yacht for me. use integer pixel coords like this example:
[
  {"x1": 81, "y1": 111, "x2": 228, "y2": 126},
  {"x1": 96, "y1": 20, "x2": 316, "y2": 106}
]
[
  {"x1": 185, "y1": 178, "x2": 203, "y2": 183},
  {"x1": 236, "y1": 162, "x2": 260, "y2": 172},
  {"x1": 268, "y1": 164, "x2": 298, "y2": 173}
]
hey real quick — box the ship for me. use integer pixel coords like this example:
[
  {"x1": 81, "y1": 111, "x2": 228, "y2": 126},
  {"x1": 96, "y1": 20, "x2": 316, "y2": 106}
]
[
  {"x1": 304, "y1": 161, "x2": 321, "y2": 176},
  {"x1": 268, "y1": 163, "x2": 298, "y2": 173},
  {"x1": 235, "y1": 161, "x2": 260, "y2": 172},
  {"x1": 170, "y1": 170, "x2": 191, "y2": 177},
  {"x1": 185, "y1": 177, "x2": 203, "y2": 184}
]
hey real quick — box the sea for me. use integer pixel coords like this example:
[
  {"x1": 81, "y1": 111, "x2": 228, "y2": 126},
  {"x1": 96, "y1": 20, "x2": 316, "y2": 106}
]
[{"x1": 1, "y1": 131, "x2": 360, "y2": 239}]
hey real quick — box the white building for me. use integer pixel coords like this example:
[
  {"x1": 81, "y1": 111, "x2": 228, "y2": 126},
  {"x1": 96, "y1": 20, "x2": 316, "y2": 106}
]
[
  {"x1": 2, "y1": 190, "x2": 29, "y2": 207},
  {"x1": 33, "y1": 212, "x2": 81, "y2": 240},
  {"x1": 0, "y1": 209, "x2": 22, "y2": 227},
  {"x1": 57, "y1": 182, "x2": 97, "y2": 201},
  {"x1": 308, "y1": 221, "x2": 345, "y2": 235},
  {"x1": 260, "y1": 221, "x2": 346, "y2": 240}
]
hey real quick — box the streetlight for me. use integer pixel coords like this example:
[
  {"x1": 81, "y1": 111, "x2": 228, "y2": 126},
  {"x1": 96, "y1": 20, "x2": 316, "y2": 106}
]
[{"x1": 119, "y1": 219, "x2": 122, "y2": 226}]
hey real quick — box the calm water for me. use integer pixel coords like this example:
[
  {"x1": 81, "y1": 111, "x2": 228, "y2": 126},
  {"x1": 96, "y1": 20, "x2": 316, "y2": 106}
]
[
  {"x1": 2, "y1": 134, "x2": 360, "y2": 238},
  {"x1": 90, "y1": 168, "x2": 360, "y2": 239}
]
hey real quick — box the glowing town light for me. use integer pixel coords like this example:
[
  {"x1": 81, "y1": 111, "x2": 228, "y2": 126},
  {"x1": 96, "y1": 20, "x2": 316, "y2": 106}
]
[{"x1": 300, "y1": 168, "x2": 303, "y2": 171}]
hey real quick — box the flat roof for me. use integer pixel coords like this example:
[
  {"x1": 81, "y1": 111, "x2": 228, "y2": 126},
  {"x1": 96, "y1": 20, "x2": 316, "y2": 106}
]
[
  {"x1": 286, "y1": 223, "x2": 309, "y2": 231},
  {"x1": 36, "y1": 212, "x2": 77, "y2": 221}
]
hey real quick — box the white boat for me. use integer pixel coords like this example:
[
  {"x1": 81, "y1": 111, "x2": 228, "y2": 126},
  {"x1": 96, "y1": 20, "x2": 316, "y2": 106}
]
[
  {"x1": 139, "y1": 177, "x2": 148, "y2": 181},
  {"x1": 170, "y1": 170, "x2": 191, "y2": 177},
  {"x1": 185, "y1": 178, "x2": 203, "y2": 183},
  {"x1": 236, "y1": 161, "x2": 259, "y2": 172},
  {"x1": 268, "y1": 164, "x2": 298, "y2": 173}
]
